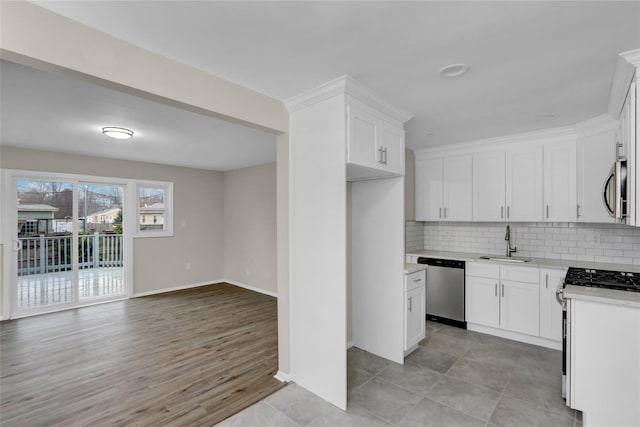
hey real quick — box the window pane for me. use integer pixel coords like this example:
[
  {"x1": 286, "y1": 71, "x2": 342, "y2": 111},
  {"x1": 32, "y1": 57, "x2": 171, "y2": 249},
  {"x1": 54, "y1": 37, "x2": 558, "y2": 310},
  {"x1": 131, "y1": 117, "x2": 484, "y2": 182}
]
[{"x1": 138, "y1": 187, "x2": 165, "y2": 231}]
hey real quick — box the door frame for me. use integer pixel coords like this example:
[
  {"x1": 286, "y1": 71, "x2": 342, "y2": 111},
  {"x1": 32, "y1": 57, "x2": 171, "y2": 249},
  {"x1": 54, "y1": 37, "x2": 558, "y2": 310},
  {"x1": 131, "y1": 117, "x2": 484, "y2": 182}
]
[{"x1": 1, "y1": 169, "x2": 134, "y2": 319}]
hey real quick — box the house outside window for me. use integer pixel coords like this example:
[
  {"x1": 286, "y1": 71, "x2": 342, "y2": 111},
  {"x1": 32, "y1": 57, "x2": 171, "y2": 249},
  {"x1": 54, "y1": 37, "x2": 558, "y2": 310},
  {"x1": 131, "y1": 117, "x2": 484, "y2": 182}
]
[{"x1": 135, "y1": 182, "x2": 173, "y2": 238}]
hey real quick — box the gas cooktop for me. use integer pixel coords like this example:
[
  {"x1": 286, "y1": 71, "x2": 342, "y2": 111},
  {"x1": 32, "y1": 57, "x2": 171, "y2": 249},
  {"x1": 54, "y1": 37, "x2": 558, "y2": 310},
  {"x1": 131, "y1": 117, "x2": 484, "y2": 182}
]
[{"x1": 564, "y1": 267, "x2": 640, "y2": 293}]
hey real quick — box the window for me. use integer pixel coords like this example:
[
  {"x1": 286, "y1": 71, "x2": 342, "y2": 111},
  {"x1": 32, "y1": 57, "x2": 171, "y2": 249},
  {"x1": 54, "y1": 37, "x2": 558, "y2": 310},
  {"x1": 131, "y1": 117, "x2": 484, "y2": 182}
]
[{"x1": 135, "y1": 181, "x2": 173, "y2": 238}]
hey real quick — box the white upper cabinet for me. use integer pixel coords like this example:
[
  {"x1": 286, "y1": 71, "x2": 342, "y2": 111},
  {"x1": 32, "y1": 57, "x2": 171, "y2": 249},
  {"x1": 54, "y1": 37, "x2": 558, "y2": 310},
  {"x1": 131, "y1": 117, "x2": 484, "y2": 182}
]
[
  {"x1": 379, "y1": 119, "x2": 405, "y2": 174},
  {"x1": 473, "y1": 146, "x2": 542, "y2": 222},
  {"x1": 576, "y1": 117, "x2": 617, "y2": 223},
  {"x1": 415, "y1": 154, "x2": 472, "y2": 221},
  {"x1": 443, "y1": 155, "x2": 473, "y2": 221},
  {"x1": 473, "y1": 151, "x2": 506, "y2": 221},
  {"x1": 543, "y1": 139, "x2": 577, "y2": 222},
  {"x1": 346, "y1": 99, "x2": 406, "y2": 180},
  {"x1": 416, "y1": 157, "x2": 443, "y2": 221},
  {"x1": 505, "y1": 145, "x2": 543, "y2": 221},
  {"x1": 347, "y1": 102, "x2": 379, "y2": 170}
]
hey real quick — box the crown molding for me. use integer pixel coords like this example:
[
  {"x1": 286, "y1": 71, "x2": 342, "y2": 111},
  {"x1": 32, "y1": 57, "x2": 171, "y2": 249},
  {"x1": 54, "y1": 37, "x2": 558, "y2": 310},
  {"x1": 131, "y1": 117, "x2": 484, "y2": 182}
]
[
  {"x1": 284, "y1": 75, "x2": 413, "y2": 124},
  {"x1": 608, "y1": 48, "x2": 640, "y2": 119},
  {"x1": 414, "y1": 125, "x2": 575, "y2": 158},
  {"x1": 573, "y1": 114, "x2": 619, "y2": 137}
]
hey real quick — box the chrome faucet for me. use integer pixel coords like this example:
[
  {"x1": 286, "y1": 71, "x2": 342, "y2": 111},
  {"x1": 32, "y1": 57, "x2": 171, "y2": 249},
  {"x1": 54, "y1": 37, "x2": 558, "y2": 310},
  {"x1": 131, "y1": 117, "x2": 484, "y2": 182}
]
[{"x1": 505, "y1": 225, "x2": 517, "y2": 257}]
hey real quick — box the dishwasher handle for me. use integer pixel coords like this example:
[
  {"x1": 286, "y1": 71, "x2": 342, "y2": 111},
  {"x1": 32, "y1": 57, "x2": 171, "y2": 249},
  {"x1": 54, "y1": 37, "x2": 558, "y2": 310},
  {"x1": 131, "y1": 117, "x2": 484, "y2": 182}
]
[{"x1": 417, "y1": 257, "x2": 465, "y2": 269}]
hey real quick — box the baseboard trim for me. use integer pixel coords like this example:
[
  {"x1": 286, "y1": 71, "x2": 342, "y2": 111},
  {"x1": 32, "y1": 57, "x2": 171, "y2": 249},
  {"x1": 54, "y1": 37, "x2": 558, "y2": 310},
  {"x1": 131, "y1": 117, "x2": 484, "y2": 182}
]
[
  {"x1": 467, "y1": 323, "x2": 562, "y2": 350},
  {"x1": 346, "y1": 341, "x2": 355, "y2": 349},
  {"x1": 223, "y1": 279, "x2": 277, "y2": 298},
  {"x1": 133, "y1": 280, "x2": 223, "y2": 298},
  {"x1": 274, "y1": 371, "x2": 292, "y2": 383},
  {"x1": 133, "y1": 279, "x2": 278, "y2": 299}
]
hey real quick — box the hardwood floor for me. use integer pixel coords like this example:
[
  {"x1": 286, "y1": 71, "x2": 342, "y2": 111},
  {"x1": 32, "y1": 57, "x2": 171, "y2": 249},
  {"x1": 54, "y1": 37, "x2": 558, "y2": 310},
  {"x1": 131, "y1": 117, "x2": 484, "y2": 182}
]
[{"x1": 0, "y1": 283, "x2": 284, "y2": 426}]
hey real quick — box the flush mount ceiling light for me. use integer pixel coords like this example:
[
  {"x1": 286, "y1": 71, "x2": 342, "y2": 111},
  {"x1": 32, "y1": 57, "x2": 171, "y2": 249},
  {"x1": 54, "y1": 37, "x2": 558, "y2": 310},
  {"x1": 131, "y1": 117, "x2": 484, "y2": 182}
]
[
  {"x1": 102, "y1": 126, "x2": 134, "y2": 139},
  {"x1": 439, "y1": 63, "x2": 470, "y2": 78}
]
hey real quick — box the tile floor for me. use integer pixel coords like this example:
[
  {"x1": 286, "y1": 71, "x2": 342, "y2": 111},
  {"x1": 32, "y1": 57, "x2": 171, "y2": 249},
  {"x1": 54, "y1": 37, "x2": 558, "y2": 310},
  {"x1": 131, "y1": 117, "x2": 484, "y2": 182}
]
[{"x1": 219, "y1": 321, "x2": 582, "y2": 426}]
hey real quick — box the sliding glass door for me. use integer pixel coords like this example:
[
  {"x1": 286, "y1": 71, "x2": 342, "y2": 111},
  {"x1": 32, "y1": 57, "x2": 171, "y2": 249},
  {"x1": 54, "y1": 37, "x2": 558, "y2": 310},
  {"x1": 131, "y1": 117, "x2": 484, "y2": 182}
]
[
  {"x1": 8, "y1": 174, "x2": 129, "y2": 317},
  {"x1": 77, "y1": 182, "x2": 125, "y2": 301},
  {"x1": 16, "y1": 178, "x2": 76, "y2": 310}
]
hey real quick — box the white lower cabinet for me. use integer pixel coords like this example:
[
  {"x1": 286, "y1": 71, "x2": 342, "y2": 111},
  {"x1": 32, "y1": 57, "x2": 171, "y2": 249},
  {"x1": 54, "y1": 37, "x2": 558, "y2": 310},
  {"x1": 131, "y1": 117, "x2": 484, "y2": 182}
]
[
  {"x1": 466, "y1": 276, "x2": 500, "y2": 328},
  {"x1": 466, "y1": 262, "x2": 553, "y2": 342},
  {"x1": 404, "y1": 270, "x2": 426, "y2": 352},
  {"x1": 500, "y1": 280, "x2": 539, "y2": 336},
  {"x1": 539, "y1": 268, "x2": 566, "y2": 341}
]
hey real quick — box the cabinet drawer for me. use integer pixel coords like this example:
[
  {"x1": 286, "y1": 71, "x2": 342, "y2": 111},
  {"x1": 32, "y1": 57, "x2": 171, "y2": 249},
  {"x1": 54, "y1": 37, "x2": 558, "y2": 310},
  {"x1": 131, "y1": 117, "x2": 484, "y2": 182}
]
[
  {"x1": 466, "y1": 262, "x2": 500, "y2": 279},
  {"x1": 500, "y1": 265, "x2": 539, "y2": 283},
  {"x1": 405, "y1": 270, "x2": 425, "y2": 292}
]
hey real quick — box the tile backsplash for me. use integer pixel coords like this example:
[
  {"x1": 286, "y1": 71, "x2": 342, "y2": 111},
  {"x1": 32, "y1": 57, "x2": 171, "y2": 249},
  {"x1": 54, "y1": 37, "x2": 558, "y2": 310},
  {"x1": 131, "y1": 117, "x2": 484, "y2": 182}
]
[{"x1": 406, "y1": 221, "x2": 640, "y2": 265}]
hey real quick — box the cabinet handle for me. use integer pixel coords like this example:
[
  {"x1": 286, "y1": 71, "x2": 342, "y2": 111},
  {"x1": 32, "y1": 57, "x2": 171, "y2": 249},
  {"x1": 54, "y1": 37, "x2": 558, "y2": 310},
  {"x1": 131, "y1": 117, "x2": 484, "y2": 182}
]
[
  {"x1": 412, "y1": 277, "x2": 421, "y2": 282},
  {"x1": 409, "y1": 296, "x2": 413, "y2": 312},
  {"x1": 495, "y1": 283, "x2": 498, "y2": 296},
  {"x1": 444, "y1": 207, "x2": 447, "y2": 218},
  {"x1": 577, "y1": 204, "x2": 581, "y2": 218},
  {"x1": 439, "y1": 207, "x2": 442, "y2": 218},
  {"x1": 545, "y1": 274, "x2": 548, "y2": 289},
  {"x1": 501, "y1": 206, "x2": 504, "y2": 219},
  {"x1": 546, "y1": 205, "x2": 549, "y2": 219},
  {"x1": 383, "y1": 147, "x2": 388, "y2": 165},
  {"x1": 501, "y1": 283, "x2": 504, "y2": 297},
  {"x1": 507, "y1": 206, "x2": 510, "y2": 218},
  {"x1": 378, "y1": 147, "x2": 384, "y2": 164}
]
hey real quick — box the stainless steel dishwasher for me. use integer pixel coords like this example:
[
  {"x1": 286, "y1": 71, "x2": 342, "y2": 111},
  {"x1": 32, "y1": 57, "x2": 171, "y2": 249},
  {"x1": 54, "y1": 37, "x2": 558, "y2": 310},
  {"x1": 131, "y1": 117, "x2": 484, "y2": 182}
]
[{"x1": 417, "y1": 257, "x2": 466, "y2": 329}]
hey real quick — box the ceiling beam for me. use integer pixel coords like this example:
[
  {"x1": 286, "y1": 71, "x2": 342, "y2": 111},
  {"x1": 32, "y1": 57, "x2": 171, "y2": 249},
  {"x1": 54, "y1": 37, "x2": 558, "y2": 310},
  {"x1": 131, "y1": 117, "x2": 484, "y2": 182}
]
[{"x1": 0, "y1": 0, "x2": 288, "y2": 134}]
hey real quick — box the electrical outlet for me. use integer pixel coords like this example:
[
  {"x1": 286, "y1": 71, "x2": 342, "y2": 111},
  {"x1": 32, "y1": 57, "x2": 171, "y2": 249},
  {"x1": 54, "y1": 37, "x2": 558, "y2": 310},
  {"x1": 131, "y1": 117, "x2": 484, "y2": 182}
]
[{"x1": 592, "y1": 234, "x2": 601, "y2": 244}]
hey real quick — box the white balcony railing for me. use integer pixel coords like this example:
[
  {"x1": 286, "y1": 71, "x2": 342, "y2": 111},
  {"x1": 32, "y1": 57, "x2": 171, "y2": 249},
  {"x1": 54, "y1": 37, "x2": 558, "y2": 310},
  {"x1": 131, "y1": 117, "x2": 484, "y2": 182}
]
[{"x1": 18, "y1": 233, "x2": 123, "y2": 276}]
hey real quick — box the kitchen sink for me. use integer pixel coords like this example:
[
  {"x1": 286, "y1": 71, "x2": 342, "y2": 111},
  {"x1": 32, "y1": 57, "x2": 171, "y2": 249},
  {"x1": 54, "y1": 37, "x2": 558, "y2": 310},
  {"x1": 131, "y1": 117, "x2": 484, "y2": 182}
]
[{"x1": 478, "y1": 255, "x2": 531, "y2": 263}]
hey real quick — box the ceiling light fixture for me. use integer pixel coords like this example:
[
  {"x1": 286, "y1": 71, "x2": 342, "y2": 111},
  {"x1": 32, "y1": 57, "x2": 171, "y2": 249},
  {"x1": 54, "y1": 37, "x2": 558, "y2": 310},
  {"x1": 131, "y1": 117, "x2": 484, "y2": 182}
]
[
  {"x1": 439, "y1": 63, "x2": 470, "y2": 78},
  {"x1": 102, "y1": 126, "x2": 134, "y2": 139}
]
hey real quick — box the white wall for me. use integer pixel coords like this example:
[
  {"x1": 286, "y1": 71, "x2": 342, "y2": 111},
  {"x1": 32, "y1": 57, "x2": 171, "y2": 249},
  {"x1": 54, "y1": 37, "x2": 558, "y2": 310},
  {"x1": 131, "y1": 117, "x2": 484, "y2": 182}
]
[
  {"x1": 1, "y1": 146, "x2": 225, "y2": 299},
  {"x1": 223, "y1": 162, "x2": 277, "y2": 294},
  {"x1": 407, "y1": 220, "x2": 640, "y2": 265},
  {"x1": 0, "y1": 1, "x2": 288, "y2": 134}
]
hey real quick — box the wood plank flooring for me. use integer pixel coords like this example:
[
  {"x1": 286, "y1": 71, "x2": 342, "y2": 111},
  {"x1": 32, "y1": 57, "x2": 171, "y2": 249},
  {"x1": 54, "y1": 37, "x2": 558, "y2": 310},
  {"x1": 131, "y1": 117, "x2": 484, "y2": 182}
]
[{"x1": 0, "y1": 283, "x2": 284, "y2": 426}]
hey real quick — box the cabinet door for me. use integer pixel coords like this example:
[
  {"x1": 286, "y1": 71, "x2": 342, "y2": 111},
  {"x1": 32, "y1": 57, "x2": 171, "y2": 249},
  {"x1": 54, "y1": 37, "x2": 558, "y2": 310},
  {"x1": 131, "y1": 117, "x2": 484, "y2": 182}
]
[
  {"x1": 577, "y1": 130, "x2": 616, "y2": 223},
  {"x1": 506, "y1": 146, "x2": 543, "y2": 221},
  {"x1": 539, "y1": 268, "x2": 565, "y2": 341},
  {"x1": 347, "y1": 102, "x2": 379, "y2": 170},
  {"x1": 466, "y1": 276, "x2": 500, "y2": 328},
  {"x1": 500, "y1": 280, "x2": 540, "y2": 336},
  {"x1": 543, "y1": 140, "x2": 577, "y2": 222},
  {"x1": 473, "y1": 151, "x2": 506, "y2": 221},
  {"x1": 379, "y1": 120, "x2": 405, "y2": 175},
  {"x1": 443, "y1": 155, "x2": 473, "y2": 221},
  {"x1": 416, "y1": 157, "x2": 443, "y2": 221},
  {"x1": 405, "y1": 286, "x2": 426, "y2": 350}
]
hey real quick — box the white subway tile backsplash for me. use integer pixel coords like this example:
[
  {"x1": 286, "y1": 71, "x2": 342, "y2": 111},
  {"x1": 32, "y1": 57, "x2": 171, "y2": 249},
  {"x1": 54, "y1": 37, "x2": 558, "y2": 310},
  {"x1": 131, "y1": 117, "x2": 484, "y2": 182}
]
[{"x1": 405, "y1": 220, "x2": 640, "y2": 265}]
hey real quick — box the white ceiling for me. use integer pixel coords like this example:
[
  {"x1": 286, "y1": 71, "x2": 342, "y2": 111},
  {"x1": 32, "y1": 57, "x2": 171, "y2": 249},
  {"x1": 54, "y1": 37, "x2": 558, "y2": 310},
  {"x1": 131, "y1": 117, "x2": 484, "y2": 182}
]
[
  {"x1": 0, "y1": 60, "x2": 276, "y2": 171},
  {"x1": 30, "y1": 1, "x2": 640, "y2": 151}
]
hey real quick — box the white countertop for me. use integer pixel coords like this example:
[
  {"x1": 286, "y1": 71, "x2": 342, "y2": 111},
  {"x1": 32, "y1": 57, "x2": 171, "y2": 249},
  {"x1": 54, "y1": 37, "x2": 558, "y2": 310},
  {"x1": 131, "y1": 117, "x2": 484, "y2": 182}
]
[
  {"x1": 407, "y1": 249, "x2": 640, "y2": 306},
  {"x1": 564, "y1": 285, "x2": 640, "y2": 309},
  {"x1": 406, "y1": 249, "x2": 640, "y2": 273},
  {"x1": 404, "y1": 263, "x2": 427, "y2": 274}
]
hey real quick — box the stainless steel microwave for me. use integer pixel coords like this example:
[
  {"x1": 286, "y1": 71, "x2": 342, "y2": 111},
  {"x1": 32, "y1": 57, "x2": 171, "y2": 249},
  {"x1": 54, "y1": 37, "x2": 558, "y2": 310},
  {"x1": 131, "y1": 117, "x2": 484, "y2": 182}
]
[{"x1": 603, "y1": 159, "x2": 627, "y2": 220}]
